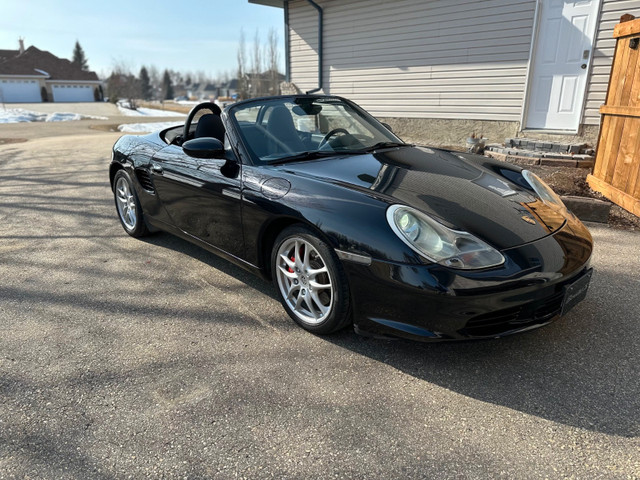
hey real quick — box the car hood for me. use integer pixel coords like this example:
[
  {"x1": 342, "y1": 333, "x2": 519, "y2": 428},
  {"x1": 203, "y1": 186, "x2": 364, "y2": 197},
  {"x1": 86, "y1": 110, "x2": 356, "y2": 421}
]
[{"x1": 275, "y1": 146, "x2": 567, "y2": 250}]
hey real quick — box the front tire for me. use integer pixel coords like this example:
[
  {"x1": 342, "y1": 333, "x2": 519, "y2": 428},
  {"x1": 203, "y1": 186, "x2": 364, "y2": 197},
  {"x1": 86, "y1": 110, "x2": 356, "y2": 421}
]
[
  {"x1": 113, "y1": 169, "x2": 150, "y2": 238},
  {"x1": 272, "y1": 225, "x2": 351, "y2": 334}
]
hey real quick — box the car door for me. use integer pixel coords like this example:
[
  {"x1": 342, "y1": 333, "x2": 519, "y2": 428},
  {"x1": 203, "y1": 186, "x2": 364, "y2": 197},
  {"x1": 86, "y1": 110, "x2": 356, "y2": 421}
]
[{"x1": 149, "y1": 142, "x2": 244, "y2": 258}]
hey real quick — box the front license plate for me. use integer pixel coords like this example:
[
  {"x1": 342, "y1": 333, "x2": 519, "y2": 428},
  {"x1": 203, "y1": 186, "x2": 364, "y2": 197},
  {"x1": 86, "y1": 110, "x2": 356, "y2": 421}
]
[{"x1": 560, "y1": 269, "x2": 593, "y2": 316}]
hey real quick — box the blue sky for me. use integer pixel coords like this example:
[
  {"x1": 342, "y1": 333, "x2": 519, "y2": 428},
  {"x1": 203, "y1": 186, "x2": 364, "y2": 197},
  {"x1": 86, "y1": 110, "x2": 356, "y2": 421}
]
[{"x1": 0, "y1": 0, "x2": 285, "y2": 78}]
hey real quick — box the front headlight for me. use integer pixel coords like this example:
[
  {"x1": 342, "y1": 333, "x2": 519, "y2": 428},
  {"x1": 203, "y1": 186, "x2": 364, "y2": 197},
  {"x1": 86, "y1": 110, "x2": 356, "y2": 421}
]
[
  {"x1": 386, "y1": 205, "x2": 505, "y2": 269},
  {"x1": 522, "y1": 170, "x2": 567, "y2": 211}
]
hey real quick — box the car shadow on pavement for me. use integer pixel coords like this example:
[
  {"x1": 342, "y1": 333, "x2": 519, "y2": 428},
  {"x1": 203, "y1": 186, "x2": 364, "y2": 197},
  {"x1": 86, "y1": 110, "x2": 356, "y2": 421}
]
[
  {"x1": 323, "y1": 266, "x2": 640, "y2": 439},
  {"x1": 139, "y1": 232, "x2": 277, "y2": 299},
  {"x1": 139, "y1": 232, "x2": 639, "y2": 439}
]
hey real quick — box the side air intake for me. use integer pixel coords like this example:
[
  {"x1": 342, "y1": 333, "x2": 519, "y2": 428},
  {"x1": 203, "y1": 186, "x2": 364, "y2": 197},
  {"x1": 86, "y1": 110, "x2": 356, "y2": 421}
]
[{"x1": 135, "y1": 168, "x2": 155, "y2": 193}]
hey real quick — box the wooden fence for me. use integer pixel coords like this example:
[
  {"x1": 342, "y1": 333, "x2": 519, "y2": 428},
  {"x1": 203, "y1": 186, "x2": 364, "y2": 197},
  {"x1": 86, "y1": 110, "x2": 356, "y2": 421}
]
[{"x1": 587, "y1": 16, "x2": 640, "y2": 217}]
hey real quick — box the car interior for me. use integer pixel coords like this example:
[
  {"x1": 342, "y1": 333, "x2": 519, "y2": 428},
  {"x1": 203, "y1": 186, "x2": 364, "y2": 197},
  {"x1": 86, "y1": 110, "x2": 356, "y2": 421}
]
[
  {"x1": 234, "y1": 102, "x2": 379, "y2": 162},
  {"x1": 159, "y1": 98, "x2": 399, "y2": 163},
  {"x1": 162, "y1": 104, "x2": 226, "y2": 146}
]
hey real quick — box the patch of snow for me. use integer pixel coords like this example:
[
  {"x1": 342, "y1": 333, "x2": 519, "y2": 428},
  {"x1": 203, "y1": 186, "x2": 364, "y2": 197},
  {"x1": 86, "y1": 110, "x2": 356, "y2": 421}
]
[
  {"x1": 117, "y1": 102, "x2": 185, "y2": 117},
  {"x1": 45, "y1": 112, "x2": 94, "y2": 122},
  {"x1": 0, "y1": 108, "x2": 107, "y2": 124},
  {"x1": 118, "y1": 122, "x2": 182, "y2": 133}
]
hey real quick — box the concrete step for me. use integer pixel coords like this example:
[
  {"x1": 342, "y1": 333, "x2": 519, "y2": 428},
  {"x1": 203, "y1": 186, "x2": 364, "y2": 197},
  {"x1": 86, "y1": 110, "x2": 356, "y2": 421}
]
[
  {"x1": 505, "y1": 137, "x2": 591, "y2": 155},
  {"x1": 485, "y1": 148, "x2": 595, "y2": 168}
]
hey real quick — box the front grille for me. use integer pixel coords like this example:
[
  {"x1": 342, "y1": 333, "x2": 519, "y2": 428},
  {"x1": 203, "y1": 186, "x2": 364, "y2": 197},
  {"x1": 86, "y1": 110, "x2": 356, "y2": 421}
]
[
  {"x1": 532, "y1": 292, "x2": 564, "y2": 320},
  {"x1": 458, "y1": 268, "x2": 591, "y2": 337},
  {"x1": 135, "y1": 168, "x2": 155, "y2": 193},
  {"x1": 460, "y1": 293, "x2": 564, "y2": 337},
  {"x1": 465, "y1": 306, "x2": 523, "y2": 329}
]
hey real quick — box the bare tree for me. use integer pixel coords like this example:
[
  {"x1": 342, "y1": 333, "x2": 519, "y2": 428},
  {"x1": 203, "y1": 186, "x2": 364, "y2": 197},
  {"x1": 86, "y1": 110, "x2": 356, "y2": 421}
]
[
  {"x1": 107, "y1": 60, "x2": 139, "y2": 108},
  {"x1": 235, "y1": 28, "x2": 284, "y2": 99},
  {"x1": 195, "y1": 70, "x2": 208, "y2": 85},
  {"x1": 148, "y1": 65, "x2": 160, "y2": 99},
  {"x1": 267, "y1": 28, "x2": 280, "y2": 96},
  {"x1": 236, "y1": 29, "x2": 248, "y2": 100},
  {"x1": 251, "y1": 29, "x2": 264, "y2": 96}
]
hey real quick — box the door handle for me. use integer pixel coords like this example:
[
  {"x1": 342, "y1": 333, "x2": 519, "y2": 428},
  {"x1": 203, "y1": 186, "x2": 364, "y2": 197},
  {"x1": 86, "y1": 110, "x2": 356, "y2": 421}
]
[{"x1": 151, "y1": 164, "x2": 163, "y2": 174}]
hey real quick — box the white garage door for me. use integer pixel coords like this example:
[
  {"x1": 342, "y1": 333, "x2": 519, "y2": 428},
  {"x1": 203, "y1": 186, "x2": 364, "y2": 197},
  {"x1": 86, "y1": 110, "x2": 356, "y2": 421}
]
[
  {"x1": 0, "y1": 79, "x2": 42, "y2": 103},
  {"x1": 51, "y1": 84, "x2": 94, "y2": 102}
]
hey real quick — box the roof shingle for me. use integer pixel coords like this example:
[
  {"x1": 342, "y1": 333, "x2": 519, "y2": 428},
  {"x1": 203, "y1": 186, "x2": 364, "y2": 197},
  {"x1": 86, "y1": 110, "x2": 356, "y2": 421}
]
[
  {"x1": 0, "y1": 46, "x2": 99, "y2": 81},
  {"x1": 0, "y1": 49, "x2": 19, "y2": 62}
]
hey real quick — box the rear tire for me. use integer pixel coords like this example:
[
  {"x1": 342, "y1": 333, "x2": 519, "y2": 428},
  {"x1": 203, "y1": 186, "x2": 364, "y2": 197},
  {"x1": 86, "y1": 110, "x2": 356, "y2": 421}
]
[
  {"x1": 272, "y1": 225, "x2": 351, "y2": 334},
  {"x1": 113, "y1": 169, "x2": 150, "y2": 238}
]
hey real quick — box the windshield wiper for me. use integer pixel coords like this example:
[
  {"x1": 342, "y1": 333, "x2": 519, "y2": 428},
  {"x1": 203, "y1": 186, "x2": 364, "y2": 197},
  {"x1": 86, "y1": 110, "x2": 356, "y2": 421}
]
[
  {"x1": 267, "y1": 150, "x2": 338, "y2": 165},
  {"x1": 267, "y1": 142, "x2": 412, "y2": 164},
  {"x1": 355, "y1": 141, "x2": 412, "y2": 153}
]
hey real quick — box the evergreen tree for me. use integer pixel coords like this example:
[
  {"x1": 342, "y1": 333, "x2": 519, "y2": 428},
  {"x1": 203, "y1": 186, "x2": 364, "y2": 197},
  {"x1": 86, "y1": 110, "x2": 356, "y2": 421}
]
[
  {"x1": 139, "y1": 66, "x2": 152, "y2": 100},
  {"x1": 162, "y1": 69, "x2": 174, "y2": 100},
  {"x1": 72, "y1": 41, "x2": 89, "y2": 71}
]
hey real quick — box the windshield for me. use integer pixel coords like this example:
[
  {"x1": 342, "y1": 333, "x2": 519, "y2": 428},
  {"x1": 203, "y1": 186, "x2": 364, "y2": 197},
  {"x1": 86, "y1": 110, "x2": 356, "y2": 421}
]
[{"x1": 229, "y1": 96, "x2": 404, "y2": 164}]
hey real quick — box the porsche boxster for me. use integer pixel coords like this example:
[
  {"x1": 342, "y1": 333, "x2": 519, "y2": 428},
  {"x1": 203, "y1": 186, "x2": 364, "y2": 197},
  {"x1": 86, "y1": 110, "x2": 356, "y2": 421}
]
[{"x1": 110, "y1": 95, "x2": 593, "y2": 341}]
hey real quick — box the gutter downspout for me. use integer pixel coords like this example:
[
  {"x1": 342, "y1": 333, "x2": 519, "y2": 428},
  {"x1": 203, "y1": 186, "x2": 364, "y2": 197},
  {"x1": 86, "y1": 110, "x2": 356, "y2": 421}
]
[{"x1": 304, "y1": 0, "x2": 323, "y2": 94}]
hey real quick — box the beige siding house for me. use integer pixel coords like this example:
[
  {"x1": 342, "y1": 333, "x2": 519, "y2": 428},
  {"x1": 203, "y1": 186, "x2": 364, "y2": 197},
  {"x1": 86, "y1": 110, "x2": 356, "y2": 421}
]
[
  {"x1": 250, "y1": 0, "x2": 640, "y2": 146},
  {"x1": 0, "y1": 44, "x2": 102, "y2": 103}
]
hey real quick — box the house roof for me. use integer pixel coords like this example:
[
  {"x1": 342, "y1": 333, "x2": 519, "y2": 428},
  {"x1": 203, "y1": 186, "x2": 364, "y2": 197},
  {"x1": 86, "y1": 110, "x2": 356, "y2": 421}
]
[
  {"x1": 0, "y1": 49, "x2": 18, "y2": 62},
  {"x1": 0, "y1": 46, "x2": 99, "y2": 81},
  {"x1": 248, "y1": 0, "x2": 283, "y2": 7},
  {"x1": 248, "y1": 71, "x2": 285, "y2": 81}
]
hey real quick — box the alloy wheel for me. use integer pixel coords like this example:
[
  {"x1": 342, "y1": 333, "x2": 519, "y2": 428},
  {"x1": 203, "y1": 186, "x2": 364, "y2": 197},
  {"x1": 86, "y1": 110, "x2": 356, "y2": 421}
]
[
  {"x1": 115, "y1": 176, "x2": 137, "y2": 231},
  {"x1": 275, "y1": 236, "x2": 334, "y2": 325}
]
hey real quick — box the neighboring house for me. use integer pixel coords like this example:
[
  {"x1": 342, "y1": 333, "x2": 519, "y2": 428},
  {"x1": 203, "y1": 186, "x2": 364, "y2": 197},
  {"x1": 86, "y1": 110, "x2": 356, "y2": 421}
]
[
  {"x1": 187, "y1": 82, "x2": 201, "y2": 100},
  {"x1": 195, "y1": 80, "x2": 240, "y2": 100},
  {"x1": 219, "y1": 78, "x2": 239, "y2": 99},
  {"x1": 250, "y1": 0, "x2": 640, "y2": 145},
  {"x1": 246, "y1": 71, "x2": 285, "y2": 97},
  {"x1": 0, "y1": 42, "x2": 101, "y2": 103},
  {"x1": 201, "y1": 83, "x2": 219, "y2": 100}
]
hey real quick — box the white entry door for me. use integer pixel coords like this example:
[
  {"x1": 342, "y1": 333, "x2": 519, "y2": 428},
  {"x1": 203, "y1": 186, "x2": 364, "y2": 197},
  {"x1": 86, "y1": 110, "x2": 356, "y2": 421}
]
[{"x1": 525, "y1": 0, "x2": 600, "y2": 131}]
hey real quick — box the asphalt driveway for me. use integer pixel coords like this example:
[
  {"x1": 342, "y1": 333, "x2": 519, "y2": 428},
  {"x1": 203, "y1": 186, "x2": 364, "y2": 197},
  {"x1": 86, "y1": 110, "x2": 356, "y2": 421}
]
[{"x1": 0, "y1": 121, "x2": 638, "y2": 479}]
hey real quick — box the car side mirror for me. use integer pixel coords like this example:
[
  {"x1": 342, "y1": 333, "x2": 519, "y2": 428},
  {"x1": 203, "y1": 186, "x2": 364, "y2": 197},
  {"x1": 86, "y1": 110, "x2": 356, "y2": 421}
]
[
  {"x1": 381, "y1": 122, "x2": 393, "y2": 132},
  {"x1": 182, "y1": 137, "x2": 225, "y2": 159}
]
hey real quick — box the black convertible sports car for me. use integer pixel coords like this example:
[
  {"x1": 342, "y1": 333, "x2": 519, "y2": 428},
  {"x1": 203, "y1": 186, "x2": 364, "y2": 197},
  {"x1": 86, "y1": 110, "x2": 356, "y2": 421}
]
[{"x1": 110, "y1": 95, "x2": 593, "y2": 341}]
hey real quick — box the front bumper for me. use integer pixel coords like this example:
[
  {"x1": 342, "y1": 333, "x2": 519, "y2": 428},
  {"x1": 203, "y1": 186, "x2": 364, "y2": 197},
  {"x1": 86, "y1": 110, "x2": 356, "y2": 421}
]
[{"x1": 344, "y1": 219, "x2": 593, "y2": 341}]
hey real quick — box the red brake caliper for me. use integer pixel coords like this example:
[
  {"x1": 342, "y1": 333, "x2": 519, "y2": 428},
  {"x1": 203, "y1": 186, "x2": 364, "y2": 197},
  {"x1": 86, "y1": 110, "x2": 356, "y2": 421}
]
[{"x1": 288, "y1": 254, "x2": 295, "y2": 273}]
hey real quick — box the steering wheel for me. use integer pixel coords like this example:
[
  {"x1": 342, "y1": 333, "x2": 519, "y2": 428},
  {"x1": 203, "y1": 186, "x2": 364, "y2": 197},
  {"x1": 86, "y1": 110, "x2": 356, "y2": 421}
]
[
  {"x1": 183, "y1": 102, "x2": 222, "y2": 142},
  {"x1": 318, "y1": 128, "x2": 350, "y2": 149}
]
